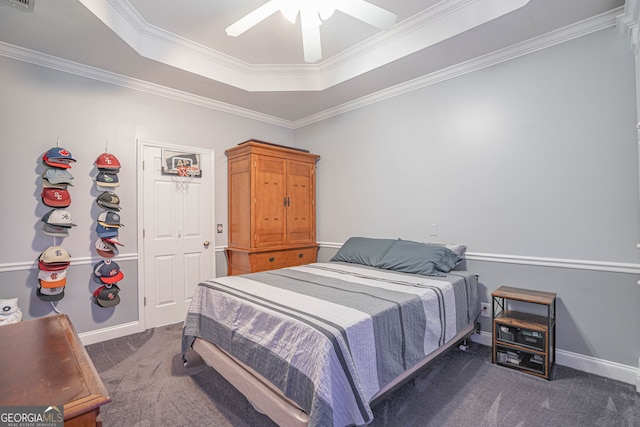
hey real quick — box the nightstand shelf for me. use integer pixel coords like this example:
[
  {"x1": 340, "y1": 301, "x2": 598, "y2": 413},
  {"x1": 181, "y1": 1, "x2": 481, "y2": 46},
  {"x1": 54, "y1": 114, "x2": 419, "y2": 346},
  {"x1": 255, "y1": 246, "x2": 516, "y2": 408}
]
[{"x1": 491, "y1": 286, "x2": 556, "y2": 380}]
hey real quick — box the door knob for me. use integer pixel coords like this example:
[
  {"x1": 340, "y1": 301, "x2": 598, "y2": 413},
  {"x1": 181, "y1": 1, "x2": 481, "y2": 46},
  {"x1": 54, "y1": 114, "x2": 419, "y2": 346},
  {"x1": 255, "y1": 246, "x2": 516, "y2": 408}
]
[{"x1": 203, "y1": 240, "x2": 211, "y2": 249}]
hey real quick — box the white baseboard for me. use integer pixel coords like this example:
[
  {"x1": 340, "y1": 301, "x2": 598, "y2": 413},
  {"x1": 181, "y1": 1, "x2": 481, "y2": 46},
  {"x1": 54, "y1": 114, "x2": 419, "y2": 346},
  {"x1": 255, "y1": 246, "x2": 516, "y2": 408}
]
[
  {"x1": 470, "y1": 331, "x2": 639, "y2": 388},
  {"x1": 78, "y1": 321, "x2": 143, "y2": 346},
  {"x1": 637, "y1": 357, "x2": 640, "y2": 393}
]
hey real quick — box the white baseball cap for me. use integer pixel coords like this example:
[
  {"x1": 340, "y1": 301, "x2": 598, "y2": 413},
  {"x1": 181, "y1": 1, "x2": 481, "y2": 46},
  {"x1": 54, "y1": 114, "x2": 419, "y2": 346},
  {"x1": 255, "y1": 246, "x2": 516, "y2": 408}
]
[{"x1": 42, "y1": 209, "x2": 77, "y2": 227}]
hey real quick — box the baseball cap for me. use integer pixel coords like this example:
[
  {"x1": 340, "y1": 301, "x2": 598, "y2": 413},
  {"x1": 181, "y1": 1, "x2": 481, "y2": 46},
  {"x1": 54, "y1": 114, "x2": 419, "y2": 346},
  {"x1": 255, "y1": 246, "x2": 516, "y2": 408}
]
[
  {"x1": 37, "y1": 284, "x2": 65, "y2": 302},
  {"x1": 96, "y1": 223, "x2": 119, "y2": 238},
  {"x1": 96, "y1": 191, "x2": 121, "y2": 211},
  {"x1": 38, "y1": 269, "x2": 67, "y2": 289},
  {"x1": 38, "y1": 260, "x2": 70, "y2": 271},
  {"x1": 43, "y1": 168, "x2": 74, "y2": 185},
  {"x1": 42, "y1": 209, "x2": 77, "y2": 227},
  {"x1": 42, "y1": 223, "x2": 70, "y2": 237},
  {"x1": 95, "y1": 153, "x2": 121, "y2": 170},
  {"x1": 93, "y1": 284, "x2": 120, "y2": 307},
  {"x1": 92, "y1": 272, "x2": 103, "y2": 285},
  {"x1": 42, "y1": 147, "x2": 76, "y2": 169},
  {"x1": 95, "y1": 238, "x2": 118, "y2": 258},
  {"x1": 100, "y1": 238, "x2": 117, "y2": 251},
  {"x1": 38, "y1": 246, "x2": 71, "y2": 271},
  {"x1": 94, "y1": 260, "x2": 124, "y2": 284},
  {"x1": 102, "y1": 236, "x2": 124, "y2": 246},
  {"x1": 45, "y1": 147, "x2": 76, "y2": 162},
  {"x1": 39, "y1": 246, "x2": 71, "y2": 264},
  {"x1": 42, "y1": 156, "x2": 71, "y2": 169},
  {"x1": 95, "y1": 171, "x2": 119, "y2": 187},
  {"x1": 42, "y1": 179, "x2": 69, "y2": 189},
  {"x1": 97, "y1": 210, "x2": 123, "y2": 228},
  {"x1": 41, "y1": 188, "x2": 71, "y2": 208}
]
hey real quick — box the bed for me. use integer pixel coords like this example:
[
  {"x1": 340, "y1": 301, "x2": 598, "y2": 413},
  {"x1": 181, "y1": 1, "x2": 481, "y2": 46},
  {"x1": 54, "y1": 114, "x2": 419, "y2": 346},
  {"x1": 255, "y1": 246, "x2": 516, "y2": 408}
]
[{"x1": 181, "y1": 237, "x2": 479, "y2": 427}]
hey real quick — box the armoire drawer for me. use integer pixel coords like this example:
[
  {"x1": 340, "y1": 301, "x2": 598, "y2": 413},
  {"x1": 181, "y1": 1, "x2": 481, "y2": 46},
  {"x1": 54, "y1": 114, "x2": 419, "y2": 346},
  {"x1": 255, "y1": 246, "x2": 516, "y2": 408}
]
[
  {"x1": 286, "y1": 247, "x2": 317, "y2": 266},
  {"x1": 254, "y1": 251, "x2": 288, "y2": 271}
]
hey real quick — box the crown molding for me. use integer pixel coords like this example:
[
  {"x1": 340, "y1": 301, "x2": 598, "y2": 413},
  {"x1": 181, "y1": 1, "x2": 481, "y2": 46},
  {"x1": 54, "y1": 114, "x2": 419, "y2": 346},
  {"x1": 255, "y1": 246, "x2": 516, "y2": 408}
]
[
  {"x1": 0, "y1": 7, "x2": 622, "y2": 129},
  {"x1": 318, "y1": 0, "x2": 530, "y2": 89},
  {"x1": 78, "y1": 0, "x2": 530, "y2": 92},
  {"x1": 617, "y1": 0, "x2": 640, "y2": 54},
  {"x1": 0, "y1": 41, "x2": 293, "y2": 127},
  {"x1": 293, "y1": 7, "x2": 623, "y2": 128},
  {"x1": 320, "y1": 0, "x2": 477, "y2": 71}
]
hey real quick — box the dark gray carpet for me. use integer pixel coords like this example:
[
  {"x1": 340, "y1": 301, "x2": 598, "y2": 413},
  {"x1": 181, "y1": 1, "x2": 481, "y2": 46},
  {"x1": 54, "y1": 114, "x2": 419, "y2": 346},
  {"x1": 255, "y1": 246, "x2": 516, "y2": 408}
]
[{"x1": 85, "y1": 323, "x2": 640, "y2": 427}]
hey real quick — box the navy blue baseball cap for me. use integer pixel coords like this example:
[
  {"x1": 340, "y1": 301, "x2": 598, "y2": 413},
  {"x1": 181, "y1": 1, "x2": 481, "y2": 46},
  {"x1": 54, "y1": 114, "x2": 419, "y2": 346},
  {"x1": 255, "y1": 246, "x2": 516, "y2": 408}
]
[{"x1": 96, "y1": 223, "x2": 118, "y2": 238}]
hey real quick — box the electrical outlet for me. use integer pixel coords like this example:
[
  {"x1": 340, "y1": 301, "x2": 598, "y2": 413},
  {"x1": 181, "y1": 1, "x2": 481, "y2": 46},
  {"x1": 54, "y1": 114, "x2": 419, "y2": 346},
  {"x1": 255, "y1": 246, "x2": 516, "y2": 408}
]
[{"x1": 480, "y1": 302, "x2": 491, "y2": 317}]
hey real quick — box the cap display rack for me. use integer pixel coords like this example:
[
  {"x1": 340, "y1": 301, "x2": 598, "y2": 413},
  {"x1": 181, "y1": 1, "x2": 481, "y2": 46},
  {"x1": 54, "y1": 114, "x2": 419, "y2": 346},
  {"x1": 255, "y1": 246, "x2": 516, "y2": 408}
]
[
  {"x1": 38, "y1": 138, "x2": 76, "y2": 312},
  {"x1": 92, "y1": 146, "x2": 124, "y2": 308}
]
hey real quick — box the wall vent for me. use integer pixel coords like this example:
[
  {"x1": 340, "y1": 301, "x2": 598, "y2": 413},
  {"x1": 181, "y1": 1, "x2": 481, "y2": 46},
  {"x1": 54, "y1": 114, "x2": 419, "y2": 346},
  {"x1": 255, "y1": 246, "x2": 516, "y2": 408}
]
[{"x1": 0, "y1": 0, "x2": 34, "y2": 12}]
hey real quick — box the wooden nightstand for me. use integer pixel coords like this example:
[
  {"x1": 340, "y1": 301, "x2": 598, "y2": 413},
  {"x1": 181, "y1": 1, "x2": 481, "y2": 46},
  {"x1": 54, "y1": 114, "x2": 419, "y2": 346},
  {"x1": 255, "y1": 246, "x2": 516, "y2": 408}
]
[
  {"x1": 491, "y1": 286, "x2": 556, "y2": 380},
  {"x1": 0, "y1": 314, "x2": 110, "y2": 425}
]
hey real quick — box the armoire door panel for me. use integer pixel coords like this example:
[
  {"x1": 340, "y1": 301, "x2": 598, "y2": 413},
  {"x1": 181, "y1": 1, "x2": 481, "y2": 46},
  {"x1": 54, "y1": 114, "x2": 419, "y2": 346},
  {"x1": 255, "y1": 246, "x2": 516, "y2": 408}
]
[
  {"x1": 286, "y1": 161, "x2": 314, "y2": 245},
  {"x1": 228, "y1": 157, "x2": 251, "y2": 248},
  {"x1": 255, "y1": 155, "x2": 286, "y2": 246}
]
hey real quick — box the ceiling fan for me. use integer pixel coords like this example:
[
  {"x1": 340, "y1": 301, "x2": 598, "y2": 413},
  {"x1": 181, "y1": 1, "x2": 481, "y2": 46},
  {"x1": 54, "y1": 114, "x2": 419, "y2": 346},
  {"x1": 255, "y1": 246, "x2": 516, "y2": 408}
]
[{"x1": 225, "y1": 0, "x2": 397, "y2": 63}]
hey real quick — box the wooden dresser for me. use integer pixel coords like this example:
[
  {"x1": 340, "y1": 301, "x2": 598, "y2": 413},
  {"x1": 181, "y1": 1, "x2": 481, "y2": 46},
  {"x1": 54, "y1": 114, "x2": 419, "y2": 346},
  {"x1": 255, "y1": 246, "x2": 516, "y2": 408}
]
[
  {"x1": 225, "y1": 140, "x2": 320, "y2": 275},
  {"x1": 0, "y1": 314, "x2": 110, "y2": 426}
]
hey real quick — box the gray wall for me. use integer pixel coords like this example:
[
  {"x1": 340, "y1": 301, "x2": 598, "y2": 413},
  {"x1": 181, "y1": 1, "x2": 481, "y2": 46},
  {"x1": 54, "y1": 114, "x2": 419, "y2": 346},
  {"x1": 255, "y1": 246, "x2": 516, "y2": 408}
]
[
  {"x1": 297, "y1": 28, "x2": 640, "y2": 367},
  {"x1": 0, "y1": 54, "x2": 293, "y2": 333},
  {"x1": 0, "y1": 21, "x2": 637, "y2": 376}
]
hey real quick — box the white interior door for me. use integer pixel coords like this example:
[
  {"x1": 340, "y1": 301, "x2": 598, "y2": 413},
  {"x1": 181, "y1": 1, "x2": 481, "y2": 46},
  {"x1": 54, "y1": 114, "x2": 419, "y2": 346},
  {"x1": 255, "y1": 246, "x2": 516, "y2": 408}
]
[{"x1": 141, "y1": 142, "x2": 214, "y2": 329}]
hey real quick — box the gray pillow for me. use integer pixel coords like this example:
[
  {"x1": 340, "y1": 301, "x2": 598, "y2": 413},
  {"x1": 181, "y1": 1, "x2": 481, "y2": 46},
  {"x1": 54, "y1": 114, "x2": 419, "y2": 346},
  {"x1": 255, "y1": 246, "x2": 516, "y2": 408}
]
[
  {"x1": 377, "y1": 240, "x2": 462, "y2": 277},
  {"x1": 431, "y1": 243, "x2": 467, "y2": 256},
  {"x1": 330, "y1": 237, "x2": 397, "y2": 267},
  {"x1": 400, "y1": 239, "x2": 467, "y2": 256}
]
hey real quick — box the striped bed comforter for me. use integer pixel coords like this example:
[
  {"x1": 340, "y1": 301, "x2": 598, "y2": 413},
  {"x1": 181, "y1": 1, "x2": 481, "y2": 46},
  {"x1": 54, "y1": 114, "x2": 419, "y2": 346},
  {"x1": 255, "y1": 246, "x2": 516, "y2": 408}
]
[{"x1": 181, "y1": 262, "x2": 478, "y2": 427}]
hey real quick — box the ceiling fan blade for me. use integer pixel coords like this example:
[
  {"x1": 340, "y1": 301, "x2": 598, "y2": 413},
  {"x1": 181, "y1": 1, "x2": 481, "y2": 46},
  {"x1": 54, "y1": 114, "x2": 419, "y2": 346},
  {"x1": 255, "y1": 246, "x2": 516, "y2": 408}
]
[
  {"x1": 225, "y1": 1, "x2": 281, "y2": 37},
  {"x1": 336, "y1": 0, "x2": 397, "y2": 30},
  {"x1": 300, "y1": 9, "x2": 322, "y2": 63}
]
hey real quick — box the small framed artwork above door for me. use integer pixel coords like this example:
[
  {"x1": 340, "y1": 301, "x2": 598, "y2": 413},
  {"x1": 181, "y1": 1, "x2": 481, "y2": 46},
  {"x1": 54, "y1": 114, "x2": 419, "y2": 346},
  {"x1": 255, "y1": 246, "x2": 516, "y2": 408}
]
[{"x1": 137, "y1": 139, "x2": 215, "y2": 330}]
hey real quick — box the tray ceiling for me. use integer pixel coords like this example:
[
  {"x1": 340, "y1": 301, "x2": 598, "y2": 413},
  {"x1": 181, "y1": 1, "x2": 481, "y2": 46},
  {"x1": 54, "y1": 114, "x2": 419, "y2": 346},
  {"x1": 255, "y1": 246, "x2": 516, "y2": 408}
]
[{"x1": 0, "y1": 0, "x2": 626, "y2": 124}]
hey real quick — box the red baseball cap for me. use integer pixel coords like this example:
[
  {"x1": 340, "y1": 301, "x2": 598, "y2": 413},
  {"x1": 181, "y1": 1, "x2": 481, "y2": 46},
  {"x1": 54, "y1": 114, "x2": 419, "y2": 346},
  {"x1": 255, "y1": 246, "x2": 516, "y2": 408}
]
[
  {"x1": 102, "y1": 236, "x2": 124, "y2": 246},
  {"x1": 43, "y1": 156, "x2": 71, "y2": 169},
  {"x1": 38, "y1": 260, "x2": 70, "y2": 271},
  {"x1": 95, "y1": 153, "x2": 121, "y2": 170},
  {"x1": 95, "y1": 238, "x2": 118, "y2": 258},
  {"x1": 41, "y1": 188, "x2": 71, "y2": 207}
]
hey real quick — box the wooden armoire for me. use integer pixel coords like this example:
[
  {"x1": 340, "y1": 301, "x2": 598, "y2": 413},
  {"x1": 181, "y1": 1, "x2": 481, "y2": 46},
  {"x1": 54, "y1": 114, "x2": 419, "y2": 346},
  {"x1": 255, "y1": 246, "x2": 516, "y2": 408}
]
[{"x1": 225, "y1": 140, "x2": 320, "y2": 275}]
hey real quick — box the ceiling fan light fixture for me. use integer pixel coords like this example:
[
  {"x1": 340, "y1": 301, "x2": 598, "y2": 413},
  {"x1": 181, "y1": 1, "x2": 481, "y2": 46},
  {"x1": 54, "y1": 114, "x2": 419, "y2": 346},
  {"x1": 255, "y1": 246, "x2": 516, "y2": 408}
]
[
  {"x1": 318, "y1": 6, "x2": 336, "y2": 21},
  {"x1": 300, "y1": 4, "x2": 322, "y2": 29},
  {"x1": 279, "y1": 0, "x2": 300, "y2": 24},
  {"x1": 226, "y1": 0, "x2": 396, "y2": 62},
  {"x1": 279, "y1": 0, "x2": 334, "y2": 26}
]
